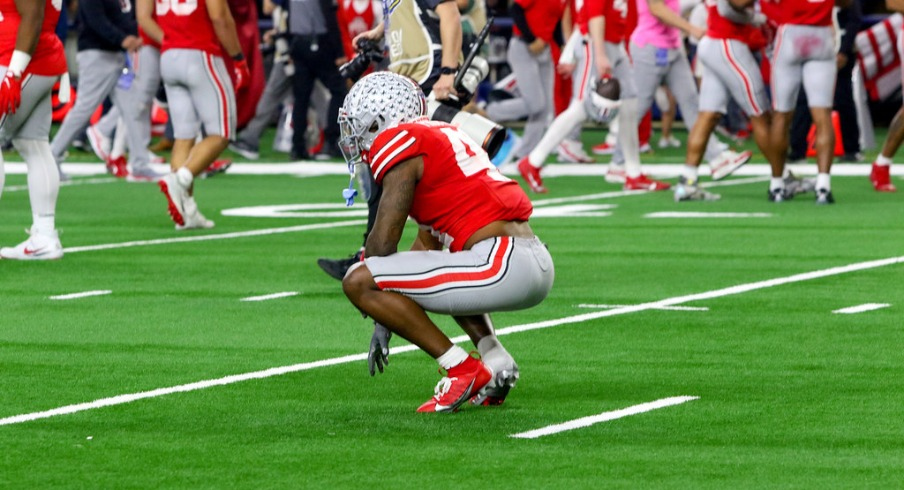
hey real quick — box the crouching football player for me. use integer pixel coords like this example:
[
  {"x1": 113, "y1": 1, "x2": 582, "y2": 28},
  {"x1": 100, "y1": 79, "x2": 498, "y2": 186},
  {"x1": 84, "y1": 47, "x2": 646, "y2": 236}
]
[{"x1": 339, "y1": 72, "x2": 555, "y2": 413}]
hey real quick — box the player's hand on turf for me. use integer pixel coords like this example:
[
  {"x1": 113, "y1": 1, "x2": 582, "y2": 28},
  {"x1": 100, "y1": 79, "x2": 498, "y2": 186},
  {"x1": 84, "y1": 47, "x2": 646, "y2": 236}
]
[
  {"x1": 0, "y1": 71, "x2": 23, "y2": 117},
  {"x1": 233, "y1": 59, "x2": 250, "y2": 90},
  {"x1": 368, "y1": 321, "x2": 392, "y2": 376}
]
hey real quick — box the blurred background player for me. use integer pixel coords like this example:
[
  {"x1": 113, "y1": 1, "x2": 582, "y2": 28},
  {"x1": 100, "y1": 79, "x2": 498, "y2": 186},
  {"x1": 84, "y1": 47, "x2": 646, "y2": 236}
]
[
  {"x1": 48, "y1": 0, "x2": 143, "y2": 179},
  {"x1": 0, "y1": 0, "x2": 68, "y2": 259},
  {"x1": 138, "y1": 0, "x2": 250, "y2": 230},
  {"x1": 761, "y1": 0, "x2": 843, "y2": 203},
  {"x1": 868, "y1": 0, "x2": 904, "y2": 192},
  {"x1": 673, "y1": 0, "x2": 767, "y2": 201},
  {"x1": 339, "y1": 72, "x2": 554, "y2": 412},
  {"x1": 485, "y1": 0, "x2": 567, "y2": 162}
]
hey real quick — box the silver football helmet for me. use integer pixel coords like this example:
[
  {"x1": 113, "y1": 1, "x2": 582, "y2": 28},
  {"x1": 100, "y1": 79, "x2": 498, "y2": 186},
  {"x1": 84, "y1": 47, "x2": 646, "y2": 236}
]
[
  {"x1": 338, "y1": 71, "x2": 427, "y2": 170},
  {"x1": 583, "y1": 77, "x2": 621, "y2": 124}
]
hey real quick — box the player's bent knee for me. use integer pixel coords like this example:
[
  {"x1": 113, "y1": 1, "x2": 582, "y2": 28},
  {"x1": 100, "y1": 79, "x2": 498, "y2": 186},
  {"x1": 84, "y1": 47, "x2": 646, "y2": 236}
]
[{"x1": 341, "y1": 261, "x2": 376, "y2": 301}]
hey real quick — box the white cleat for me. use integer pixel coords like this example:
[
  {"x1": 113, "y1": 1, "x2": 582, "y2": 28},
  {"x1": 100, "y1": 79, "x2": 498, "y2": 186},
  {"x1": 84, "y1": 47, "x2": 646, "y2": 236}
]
[
  {"x1": 176, "y1": 197, "x2": 216, "y2": 231},
  {"x1": 86, "y1": 125, "x2": 111, "y2": 162},
  {"x1": 158, "y1": 173, "x2": 188, "y2": 226},
  {"x1": 557, "y1": 138, "x2": 595, "y2": 163},
  {"x1": 0, "y1": 228, "x2": 63, "y2": 260},
  {"x1": 709, "y1": 150, "x2": 752, "y2": 181}
]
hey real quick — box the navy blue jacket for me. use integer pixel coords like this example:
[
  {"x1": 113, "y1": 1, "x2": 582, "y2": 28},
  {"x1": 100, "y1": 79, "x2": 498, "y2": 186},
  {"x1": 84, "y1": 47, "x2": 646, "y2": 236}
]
[{"x1": 77, "y1": 0, "x2": 138, "y2": 52}]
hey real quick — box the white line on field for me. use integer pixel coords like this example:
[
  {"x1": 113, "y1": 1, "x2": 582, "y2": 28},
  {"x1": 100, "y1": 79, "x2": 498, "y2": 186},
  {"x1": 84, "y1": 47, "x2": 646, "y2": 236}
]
[
  {"x1": 4, "y1": 177, "x2": 119, "y2": 192},
  {"x1": 48, "y1": 290, "x2": 113, "y2": 300},
  {"x1": 645, "y1": 212, "x2": 772, "y2": 219},
  {"x1": 62, "y1": 220, "x2": 367, "y2": 254},
  {"x1": 509, "y1": 396, "x2": 700, "y2": 439},
  {"x1": 832, "y1": 303, "x2": 891, "y2": 314},
  {"x1": 1, "y1": 254, "x2": 902, "y2": 427},
  {"x1": 577, "y1": 304, "x2": 709, "y2": 312},
  {"x1": 240, "y1": 292, "x2": 300, "y2": 302},
  {"x1": 531, "y1": 177, "x2": 769, "y2": 206}
]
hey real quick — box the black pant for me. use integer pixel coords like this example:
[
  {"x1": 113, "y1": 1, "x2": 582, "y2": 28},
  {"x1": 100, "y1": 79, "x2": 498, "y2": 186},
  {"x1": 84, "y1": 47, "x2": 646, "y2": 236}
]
[
  {"x1": 789, "y1": 59, "x2": 859, "y2": 159},
  {"x1": 290, "y1": 34, "x2": 347, "y2": 156}
]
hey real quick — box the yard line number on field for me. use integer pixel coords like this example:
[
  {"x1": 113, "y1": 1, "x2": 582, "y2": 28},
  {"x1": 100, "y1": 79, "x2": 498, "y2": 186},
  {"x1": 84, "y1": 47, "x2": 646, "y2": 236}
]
[{"x1": 1, "y1": 254, "x2": 901, "y2": 427}]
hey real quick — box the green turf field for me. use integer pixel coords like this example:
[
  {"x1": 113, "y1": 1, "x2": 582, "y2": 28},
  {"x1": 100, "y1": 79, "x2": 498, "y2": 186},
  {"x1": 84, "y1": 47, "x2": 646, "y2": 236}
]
[{"x1": 1, "y1": 127, "x2": 903, "y2": 488}]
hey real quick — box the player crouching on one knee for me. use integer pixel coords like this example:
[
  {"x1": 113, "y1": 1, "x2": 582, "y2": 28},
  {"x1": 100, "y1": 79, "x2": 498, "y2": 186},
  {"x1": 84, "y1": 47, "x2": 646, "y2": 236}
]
[{"x1": 338, "y1": 71, "x2": 555, "y2": 413}]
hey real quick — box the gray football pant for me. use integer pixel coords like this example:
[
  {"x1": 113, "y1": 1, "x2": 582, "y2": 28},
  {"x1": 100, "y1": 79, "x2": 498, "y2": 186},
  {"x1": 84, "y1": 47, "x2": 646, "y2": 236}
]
[
  {"x1": 486, "y1": 37, "x2": 554, "y2": 158},
  {"x1": 237, "y1": 61, "x2": 294, "y2": 146},
  {"x1": 51, "y1": 50, "x2": 145, "y2": 163},
  {"x1": 614, "y1": 42, "x2": 721, "y2": 163},
  {"x1": 95, "y1": 45, "x2": 161, "y2": 170}
]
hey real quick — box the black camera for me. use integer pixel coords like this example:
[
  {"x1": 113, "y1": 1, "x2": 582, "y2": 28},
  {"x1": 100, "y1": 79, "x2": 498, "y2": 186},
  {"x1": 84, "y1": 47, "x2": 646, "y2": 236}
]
[{"x1": 339, "y1": 38, "x2": 385, "y2": 81}]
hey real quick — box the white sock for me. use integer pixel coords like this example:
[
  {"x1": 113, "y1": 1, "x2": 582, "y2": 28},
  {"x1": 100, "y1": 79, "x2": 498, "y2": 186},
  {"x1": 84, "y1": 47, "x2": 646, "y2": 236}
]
[
  {"x1": 816, "y1": 172, "x2": 831, "y2": 190},
  {"x1": 529, "y1": 101, "x2": 586, "y2": 168},
  {"x1": 176, "y1": 166, "x2": 194, "y2": 188},
  {"x1": 13, "y1": 139, "x2": 59, "y2": 232},
  {"x1": 436, "y1": 345, "x2": 469, "y2": 370},
  {"x1": 770, "y1": 177, "x2": 785, "y2": 190},
  {"x1": 682, "y1": 164, "x2": 698, "y2": 183},
  {"x1": 876, "y1": 154, "x2": 892, "y2": 166}
]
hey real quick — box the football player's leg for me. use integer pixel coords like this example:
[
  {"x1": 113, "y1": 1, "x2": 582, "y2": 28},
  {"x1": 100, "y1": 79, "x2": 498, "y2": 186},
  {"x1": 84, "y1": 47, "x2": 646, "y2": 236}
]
[
  {"x1": 185, "y1": 53, "x2": 234, "y2": 176},
  {"x1": 610, "y1": 43, "x2": 643, "y2": 179},
  {"x1": 802, "y1": 58, "x2": 837, "y2": 177}
]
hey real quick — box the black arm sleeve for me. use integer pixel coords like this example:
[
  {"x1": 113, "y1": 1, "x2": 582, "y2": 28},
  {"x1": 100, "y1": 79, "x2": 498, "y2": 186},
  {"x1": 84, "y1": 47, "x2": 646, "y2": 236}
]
[
  {"x1": 553, "y1": 20, "x2": 564, "y2": 47},
  {"x1": 80, "y1": 0, "x2": 132, "y2": 48},
  {"x1": 838, "y1": 0, "x2": 862, "y2": 57},
  {"x1": 510, "y1": 4, "x2": 536, "y2": 44}
]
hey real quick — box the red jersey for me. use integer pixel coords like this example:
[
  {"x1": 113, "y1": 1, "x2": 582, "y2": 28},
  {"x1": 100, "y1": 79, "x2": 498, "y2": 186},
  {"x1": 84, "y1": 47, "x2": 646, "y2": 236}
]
[
  {"x1": 368, "y1": 119, "x2": 534, "y2": 252},
  {"x1": 0, "y1": 0, "x2": 67, "y2": 76},
  {"x1": 514, "y1": 0, "x2": 568, "y2": 44},
  {"x1": 602, "y1": 0, "x2": 630, "y2": 43},
  {"x1": 704, "y1": 0, "x2": 755, "y2": 42},
  {"x1": 760, "y1": 0, "x2": 833, "y2": 27},
  {"x1": 338, "y1": 0, "x2": 377, "y2": 59},
  {"x1": 574, "y1": 0, "x2": 605, "y2": 36},
  {"x1": 156, "y1": 0, "x2": 222, "y2": 55}
]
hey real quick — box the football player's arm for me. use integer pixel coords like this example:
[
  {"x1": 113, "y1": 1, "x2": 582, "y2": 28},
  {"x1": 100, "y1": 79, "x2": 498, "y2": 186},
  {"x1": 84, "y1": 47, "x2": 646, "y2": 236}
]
[
  {"x1": 646, "y1": 0, "x2": 705, "y2": 40},
  {"x1": 11, "y1": 0, "x2": 43, "y2": 60},
  {"x1": 589, "y1": 14, "x2": 610, "y2": 76},
  {"x1": 411, "y1": 229, "x2": 443, "y2": 251},
  {"x1": 432, "y1": 0, "x2": 462, "y2": 100},
  {"x1": 207, "y1": 0, "x2": 243, "y2": 59},
  {"x1": 718, "y1": 0, "x2": 755, "y2": 24},
  {"x1": 136, "y1": 0, "x2": 164, "y2": 45},
  {"x1": 888, "y1": 0, "x2": 904, "y2": 13},
  {"x1": 364, "y1": 158, "x2": 421, "y2": 257}
]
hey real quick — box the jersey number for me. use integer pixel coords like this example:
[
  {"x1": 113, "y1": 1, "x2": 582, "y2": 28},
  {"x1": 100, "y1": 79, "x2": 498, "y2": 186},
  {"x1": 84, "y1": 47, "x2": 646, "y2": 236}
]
[
  {"x1": 439, "y1": 127, "x2": 510, "y2": 183},
  {"x1": 156, "y1": 0, "x2": 198, "y2": 16}
]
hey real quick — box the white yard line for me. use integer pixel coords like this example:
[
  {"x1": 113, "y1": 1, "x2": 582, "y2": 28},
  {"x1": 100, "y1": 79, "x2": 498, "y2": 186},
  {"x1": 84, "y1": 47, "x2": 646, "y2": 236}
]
[
  {"x1": 832, "y1": 303, "x2": 891, "y2": 314},
  {"x1": 4, "y1": 177, "x2": 119, "y2": 192},
  {"x1": 240, "y1": 292, "x2": 300, "y2": 302},
  {"x1": 2, "y1": 254, "x2": 901, "y2": 427},
  {"x1": 577, "y1": 304, "x2": 709, "y2": 312},
  {"x1": 63, "y1": 220, "x2": 367, "y2": 254},
  {"x1": 48, "y1": 290, "x2": 113, "y2": 300},
  {"x1": 509, "y1": 396, "x2": 700, "y2": 439},
  {"x1": 645, "y1": 212, "x2": 772, "y2": 219}
]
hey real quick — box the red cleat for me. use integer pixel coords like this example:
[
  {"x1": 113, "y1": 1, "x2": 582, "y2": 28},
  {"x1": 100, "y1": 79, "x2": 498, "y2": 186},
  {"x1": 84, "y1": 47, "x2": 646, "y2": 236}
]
[
  {"x1": 517, "y1": 157, "x2": 547, "y2": 193},
  {"x1": 106, "y1": 156, "x2": 128, "y2": 178},
  {"x1": 624, "y1": 174, "x2": 671, "y2": 191},
  {"x1": 201, "y1": 159, "x2": 232, "y2": 178},
  {"x1": 592, "y1": 141, "x2": 616, "y2": 155},
  {"x1": 870, "y1": 163, "x2": 897, "y2": 192},
  {"x1": 417, "y1": 356, "x2": 492, "y2": 413}
]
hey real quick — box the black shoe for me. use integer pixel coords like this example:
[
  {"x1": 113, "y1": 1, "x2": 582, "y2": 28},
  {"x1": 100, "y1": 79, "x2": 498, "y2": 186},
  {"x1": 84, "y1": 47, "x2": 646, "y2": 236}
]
[
  {"x1": 315, "y1": 141, "x2": 341, "y2": 161},
  {"x1": 815, "y1": 188, "x2": 835, "y2": 205},
  {"x1": 317, "y1": 251, "x2": 363, "y2": 281},
  {"x1": 229, "y1": 140, "x2": 260, "y2": 160},
  {"x1": 290, "y1": 150, "x2": 311, "y2": 161},
  {"x1": 767, "y1": 187, "x2": 793, "y2": 202}
]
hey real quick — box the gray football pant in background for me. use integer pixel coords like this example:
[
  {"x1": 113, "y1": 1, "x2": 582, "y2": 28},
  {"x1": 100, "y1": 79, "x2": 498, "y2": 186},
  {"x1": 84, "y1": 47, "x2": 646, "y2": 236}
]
[
  {"x1": 614, "y1": 42, "x2": 722, "y2": 163},
  {"x1": 486, "y1": 37, "x2": 554, "y2": 159},
  {"x1": 51, "y1": 50, "x2": 143, "y2": 163},
  {"x1": 237, "y1": 61, "x2": 294, "y2": 146},
  {"x1": 95, "y1": 45, "x2": 161, "y2": 170}
]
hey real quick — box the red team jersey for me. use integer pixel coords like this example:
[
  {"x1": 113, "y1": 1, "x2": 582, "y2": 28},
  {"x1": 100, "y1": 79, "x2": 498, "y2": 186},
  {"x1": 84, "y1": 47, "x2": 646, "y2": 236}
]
[
  {"x1": 0, "y1": 0, "x2": 67, "y2": 76},
  {"x1": 574, "y1": 0, "x2": 605, "y2": 36},
  {"x1": 705, "y1": 0, "x2": 755, "y2": 42},
  {"x1": 602, "y1": 0, "x2": 630, "y2": 44},
  {"x1": 513, "y1": 0, "x2": 568, "y2": 44},
  {"x1": 368, "y1": 119, "x2": 534, "y2": 252},
  {"x1": 760, "y1": 0, "x2": 833, "y2": 27},
  {"x1": 338, "y1": 0, "x2": 377, "y2": 59},
  {"x1": 156, "y1": 0, "x2": 222, "y2": 55}
]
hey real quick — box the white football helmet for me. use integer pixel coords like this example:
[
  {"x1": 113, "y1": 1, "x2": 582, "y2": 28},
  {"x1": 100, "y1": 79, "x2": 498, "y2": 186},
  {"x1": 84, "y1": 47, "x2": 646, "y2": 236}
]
[
  {"x1": 338, "y1": 71, "x2": 427, "y2": 169},
  {"x1": 583, "y1": 78, "x2": 621, "y2": 124}
]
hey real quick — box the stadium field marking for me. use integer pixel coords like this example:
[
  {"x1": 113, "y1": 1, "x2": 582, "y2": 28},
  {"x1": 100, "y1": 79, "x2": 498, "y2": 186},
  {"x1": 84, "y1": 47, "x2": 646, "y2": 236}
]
[
  {"x1": 645, "y1": 212, "x2": 772, "y2": 219},
  {"x1": 62, "y1": 220, "x2": 367, "y2": 254},
  {"x1": 240, "y1": 292, "x2": 300, "y2": 302},
  {"x1": 832, "y1": 303, "x2": 891, "y2": 314},
  {"x1": 509, "y1": 396, "x2": 700, "y2": 439},
  {"x1": 532, "y1": 177, "x2": 768, "y2": 206},
  {"x1": 577, "y1": 304, "x2": 709, "y2": 312},
  {"x1": 1, "y1": 254, "x2": 902, "y2": 427},
  {"x1": 49, "y1": 290, "x2": 112, "y2": 300},
  {"x1": 4, "y1": 177, "x2": 118, "y2": 192}
]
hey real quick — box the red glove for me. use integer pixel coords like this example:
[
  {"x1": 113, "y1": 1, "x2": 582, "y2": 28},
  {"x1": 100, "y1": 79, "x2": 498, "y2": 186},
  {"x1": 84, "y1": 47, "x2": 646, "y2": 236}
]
[
  {"x1": 0, "y1": 71, "x2": 23, "y2": 117},
  {"x1": 232, "y1": 58, "x2": 250, "y2": 91}
]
